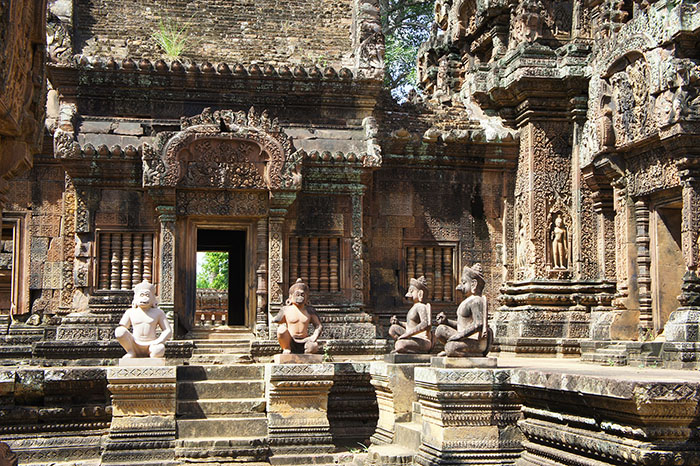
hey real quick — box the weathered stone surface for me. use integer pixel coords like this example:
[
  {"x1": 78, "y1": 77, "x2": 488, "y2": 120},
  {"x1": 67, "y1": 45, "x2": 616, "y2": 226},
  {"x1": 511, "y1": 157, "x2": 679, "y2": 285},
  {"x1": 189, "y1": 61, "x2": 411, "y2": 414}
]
[{"x1": 369, "y1": 361, "x2": 429, "y2": 445}]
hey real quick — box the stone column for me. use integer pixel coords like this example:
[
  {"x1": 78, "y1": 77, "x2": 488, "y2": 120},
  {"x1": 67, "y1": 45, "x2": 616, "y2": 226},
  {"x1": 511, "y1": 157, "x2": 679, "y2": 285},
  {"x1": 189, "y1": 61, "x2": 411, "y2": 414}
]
[
  {"x1": 103, "y1": 366, "x2": 177, "y2": 464},
  {"x1": 265, "y1": 363, "x2": 335, "y2": 461},
  {"x1": 369, "y1": 361, "x2": 427, "y2": 445},
  {"x1": 413, "y1": 366, "x2": 523, "y2": 465},
  {"x1": 634, "y1": 199, "x2": 653, "y2": 339},
  {"x1": 157, "y1": 205, "x2": 176, "y2": 330}
]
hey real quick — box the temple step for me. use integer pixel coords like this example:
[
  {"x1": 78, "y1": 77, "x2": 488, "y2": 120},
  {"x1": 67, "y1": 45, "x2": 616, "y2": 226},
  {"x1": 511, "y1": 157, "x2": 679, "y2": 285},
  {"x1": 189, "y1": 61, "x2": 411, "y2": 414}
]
[
  {"x1": 178, "y1": 379, "x2": 264, "y2": 399},
  {"x1": 177, "y1": 416, "x2": 268, "y2": 438},
  {"x1": 365, "y1": 444, "x2": 415, "y2": 465},
  {"x1": 175, "y1": 437, "x2": 269, "y2": 463},
  {"x1": 176, "y1": 364, "x2": 269, "y2": 463},
  {"x1": 394, "y1": 421, "x2": 422, "y2": 451},
  {"x1": 178, "y1": 364, "x2": 264, "y2": 380},
  {"x1": 178, "y1": 398, "x2": 266, "y2": 417}
]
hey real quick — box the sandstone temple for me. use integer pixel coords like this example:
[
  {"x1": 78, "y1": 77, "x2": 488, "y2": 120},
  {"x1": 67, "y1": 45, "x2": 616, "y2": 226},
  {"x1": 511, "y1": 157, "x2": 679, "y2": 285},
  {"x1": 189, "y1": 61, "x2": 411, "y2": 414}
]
[{"x1": 2, "y1": 0, "x2": 700, "y2": 464}]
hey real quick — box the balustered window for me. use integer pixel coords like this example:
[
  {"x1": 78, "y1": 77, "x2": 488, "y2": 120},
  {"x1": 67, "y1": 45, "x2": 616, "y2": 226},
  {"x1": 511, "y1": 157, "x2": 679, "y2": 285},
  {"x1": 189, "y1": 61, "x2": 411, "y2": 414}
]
[
  {"x1": 288, "y1": 237, "x2": 342, "y2": 293},
  {"x1": 97, "y1": 231, "x2": 155, "y2": 290},
  {"x1": 404, "y1": 244, "x2": 456, "y2": 302}
]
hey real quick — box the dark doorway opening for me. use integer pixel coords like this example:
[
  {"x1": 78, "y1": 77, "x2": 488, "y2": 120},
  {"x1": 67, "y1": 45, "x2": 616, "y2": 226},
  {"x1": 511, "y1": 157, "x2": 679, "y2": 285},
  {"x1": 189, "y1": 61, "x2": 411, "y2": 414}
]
[{"x1": 196, "y1": 229, "x2": 246, "y2": 326}]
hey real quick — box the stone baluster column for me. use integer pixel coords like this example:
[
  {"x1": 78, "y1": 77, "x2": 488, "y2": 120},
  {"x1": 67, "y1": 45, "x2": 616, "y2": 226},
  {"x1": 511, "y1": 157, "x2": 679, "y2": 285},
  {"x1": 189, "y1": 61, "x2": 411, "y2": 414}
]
[
  {"x1": 157, "y1": 205, "x2": 176, "y2": 330},
  {"x1": 256, "y1": 218, "x2": 268, "y2": 338},
  {"x1": 634, "y1": 199, "x2": 653, "y2": 339}
]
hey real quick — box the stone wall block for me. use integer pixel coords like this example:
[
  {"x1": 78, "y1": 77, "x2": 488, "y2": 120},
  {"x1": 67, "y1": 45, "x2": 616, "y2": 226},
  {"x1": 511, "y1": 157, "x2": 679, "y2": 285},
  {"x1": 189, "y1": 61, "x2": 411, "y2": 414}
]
[{"x1": 369, "y1": 361, "x2": 430, "y2": 445}]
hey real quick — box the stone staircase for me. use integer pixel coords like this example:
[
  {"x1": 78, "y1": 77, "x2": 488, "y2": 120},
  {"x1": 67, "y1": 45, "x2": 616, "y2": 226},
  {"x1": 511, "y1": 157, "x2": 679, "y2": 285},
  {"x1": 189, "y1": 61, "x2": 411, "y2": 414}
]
[
  {"x1": 188, "y1": 327, "x2": 255, "y2": 365},
  {"x1": 175, "y1": 364, "x2": 269, "y2": 464},
  {"x1": 0, "y1": 315, "x2": 44, "y2": 363},
  {"x1": 366, "y1": 402, "x2": 422, "y2": 465},
  {"x1": 581, "y1": 341, "x2": 665, "y2": 367},
  {"x1": 581, "y1": 342, "x2": 629, "y2": 366}
]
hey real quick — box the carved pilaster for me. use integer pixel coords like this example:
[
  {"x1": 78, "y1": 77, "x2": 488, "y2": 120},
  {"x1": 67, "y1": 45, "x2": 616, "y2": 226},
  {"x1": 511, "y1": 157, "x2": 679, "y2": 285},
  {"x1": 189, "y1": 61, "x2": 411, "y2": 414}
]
[
  {"x1": 635, "y1": 199, "x2": 653, "y2": 339},
  {"x1": 350, "y1": 193, "x2": 364, "y2": 304},
  {"x1": 268, "y1": 216, "x2": 285, "y2": 315},
  {"x1": 157, "y1": 206, "x2": 176, "y2": 329}
]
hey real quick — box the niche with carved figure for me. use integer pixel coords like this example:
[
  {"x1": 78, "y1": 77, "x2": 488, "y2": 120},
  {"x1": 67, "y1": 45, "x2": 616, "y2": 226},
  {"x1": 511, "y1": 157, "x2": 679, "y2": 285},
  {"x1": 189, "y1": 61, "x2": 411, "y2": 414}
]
[{"x1": 546, "y1": 210, "x2": 571, "y2": 271}]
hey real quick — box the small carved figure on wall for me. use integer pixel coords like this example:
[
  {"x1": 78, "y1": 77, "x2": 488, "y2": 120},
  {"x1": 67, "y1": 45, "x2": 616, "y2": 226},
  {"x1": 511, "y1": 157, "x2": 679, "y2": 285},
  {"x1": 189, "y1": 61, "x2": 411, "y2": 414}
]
[
  {"x1": 392, "y1": 276, "x2": 433, "y2": 354},
  {"x1": 517, "y1": 220, "x2": 528, "y2": 269},
  {"x1": 274, "y1": 278, "x2": 322, "y2": 354},
  {"x1": 115, "y1": 280, "x2": 172, "y2": 358},
  {"x1": 434, "y1": 264, "x2": 491, "y2": 357},
  {"x1": 551, "y1": 215, "x2": 568, "y2": 269}
]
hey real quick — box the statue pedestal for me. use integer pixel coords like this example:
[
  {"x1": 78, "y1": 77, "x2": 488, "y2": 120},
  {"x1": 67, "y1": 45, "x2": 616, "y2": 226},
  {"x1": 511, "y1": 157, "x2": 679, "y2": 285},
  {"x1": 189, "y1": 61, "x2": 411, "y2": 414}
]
[
  {"x1": 265, "y1": 363, "x2": 335, "y2": 463},
  {"x1": 430, "y1": 356, "x2": 497, "y2": 368},
  {"x1": 369, "y1": 359, "x2": 430, "y2": 445},
  {"x1": 118, "y1": 357, "x2": 166, "y2": 366},
  {"x1": 103, "y1": 366, "x2": 177, "y2": 465},
  {"x1": 273, "y1": 353, "x2": 323, "y2": 364},
  {"x1": 414, "y1": 366, "x2": 522, "y2": 465}
]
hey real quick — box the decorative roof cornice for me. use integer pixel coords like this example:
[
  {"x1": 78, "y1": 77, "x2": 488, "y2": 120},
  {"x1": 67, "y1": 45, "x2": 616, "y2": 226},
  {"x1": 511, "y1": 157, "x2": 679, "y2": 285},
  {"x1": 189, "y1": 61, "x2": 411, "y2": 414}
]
[{"x1": 49, "y1": 55, "x2": 374, "y2": 83}]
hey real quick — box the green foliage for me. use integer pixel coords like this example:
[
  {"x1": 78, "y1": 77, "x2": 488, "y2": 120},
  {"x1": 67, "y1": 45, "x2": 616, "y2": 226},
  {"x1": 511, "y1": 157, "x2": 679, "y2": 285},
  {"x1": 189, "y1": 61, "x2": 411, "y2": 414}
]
[
  {"x1": 380, "y1": 0, "x2": 434, "y2": 99},
  {"x1": 152, "y1": 17, "x2": 191, "y2": 58},
  {"x1": 196, "y1": 252, "x2": 229, "y2": 290}
]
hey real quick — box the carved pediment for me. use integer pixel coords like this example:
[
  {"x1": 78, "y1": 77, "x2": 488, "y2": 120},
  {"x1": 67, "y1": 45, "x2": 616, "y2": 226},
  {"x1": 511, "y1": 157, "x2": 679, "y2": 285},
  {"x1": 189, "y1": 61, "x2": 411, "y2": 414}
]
[{"x1": 142, "y1": 107, "x2": 303, "y2": 191}]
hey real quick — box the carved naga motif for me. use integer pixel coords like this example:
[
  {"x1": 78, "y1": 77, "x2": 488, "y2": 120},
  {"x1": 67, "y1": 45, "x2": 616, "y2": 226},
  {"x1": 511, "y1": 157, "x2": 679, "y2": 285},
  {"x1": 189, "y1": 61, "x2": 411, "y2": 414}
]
[{"x1": 141, "y1": 107, "x2": 302, "y2": 191}]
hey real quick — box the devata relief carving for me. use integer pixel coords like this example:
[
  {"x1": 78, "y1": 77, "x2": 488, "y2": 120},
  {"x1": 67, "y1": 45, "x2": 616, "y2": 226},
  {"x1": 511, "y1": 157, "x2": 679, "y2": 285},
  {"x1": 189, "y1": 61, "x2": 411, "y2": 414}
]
[{"x1": 551, "y1": 215, "x2": 568, "y2": 269}]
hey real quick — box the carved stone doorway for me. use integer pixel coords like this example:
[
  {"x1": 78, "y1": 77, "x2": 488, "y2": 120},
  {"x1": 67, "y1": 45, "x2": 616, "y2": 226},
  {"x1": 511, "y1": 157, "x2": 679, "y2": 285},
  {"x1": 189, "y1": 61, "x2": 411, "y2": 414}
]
[
  {"x1": 196, "y1": 229, "x2": 246, "y2": 327},
  {"x1": 178, "y1": 219, "x2": 256, "y2": 336},
  {"x1": 650, "y1": 200, "x2": 684, "y2": 336}
]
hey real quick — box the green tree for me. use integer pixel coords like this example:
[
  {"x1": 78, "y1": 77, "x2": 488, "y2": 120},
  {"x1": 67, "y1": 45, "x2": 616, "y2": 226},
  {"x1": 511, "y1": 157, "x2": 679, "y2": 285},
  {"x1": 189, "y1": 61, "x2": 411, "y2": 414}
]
[
  {"x1": 380, "y1": 0, "x2": 434, "y2": 99},
  {"x1": 196, "y1": 252, "x2": 229, "y2": 290}
]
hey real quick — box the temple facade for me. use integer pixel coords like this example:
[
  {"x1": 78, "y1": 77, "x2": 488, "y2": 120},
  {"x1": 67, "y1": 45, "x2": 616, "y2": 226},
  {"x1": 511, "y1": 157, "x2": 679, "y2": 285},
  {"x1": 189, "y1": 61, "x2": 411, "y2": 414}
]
[{"x1": 2, "y1": 0, "x2": 700, "y2": 464}]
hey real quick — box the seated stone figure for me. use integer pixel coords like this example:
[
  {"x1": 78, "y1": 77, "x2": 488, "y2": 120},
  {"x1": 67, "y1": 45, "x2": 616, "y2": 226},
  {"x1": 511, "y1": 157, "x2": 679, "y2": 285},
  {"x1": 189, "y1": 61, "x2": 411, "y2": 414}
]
[
  {"x1": 115, "y1": 280, "x2": 173, "y2": 359},
  {"x1": 435, "y1": 264, "x2": 492, "y2": 357},
  {"x1": 274, "y1": 278, "x2": 322, "y2": 354},
  {"x1": 391, "y1": 276, "x2": 433, "y2": 354}
]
